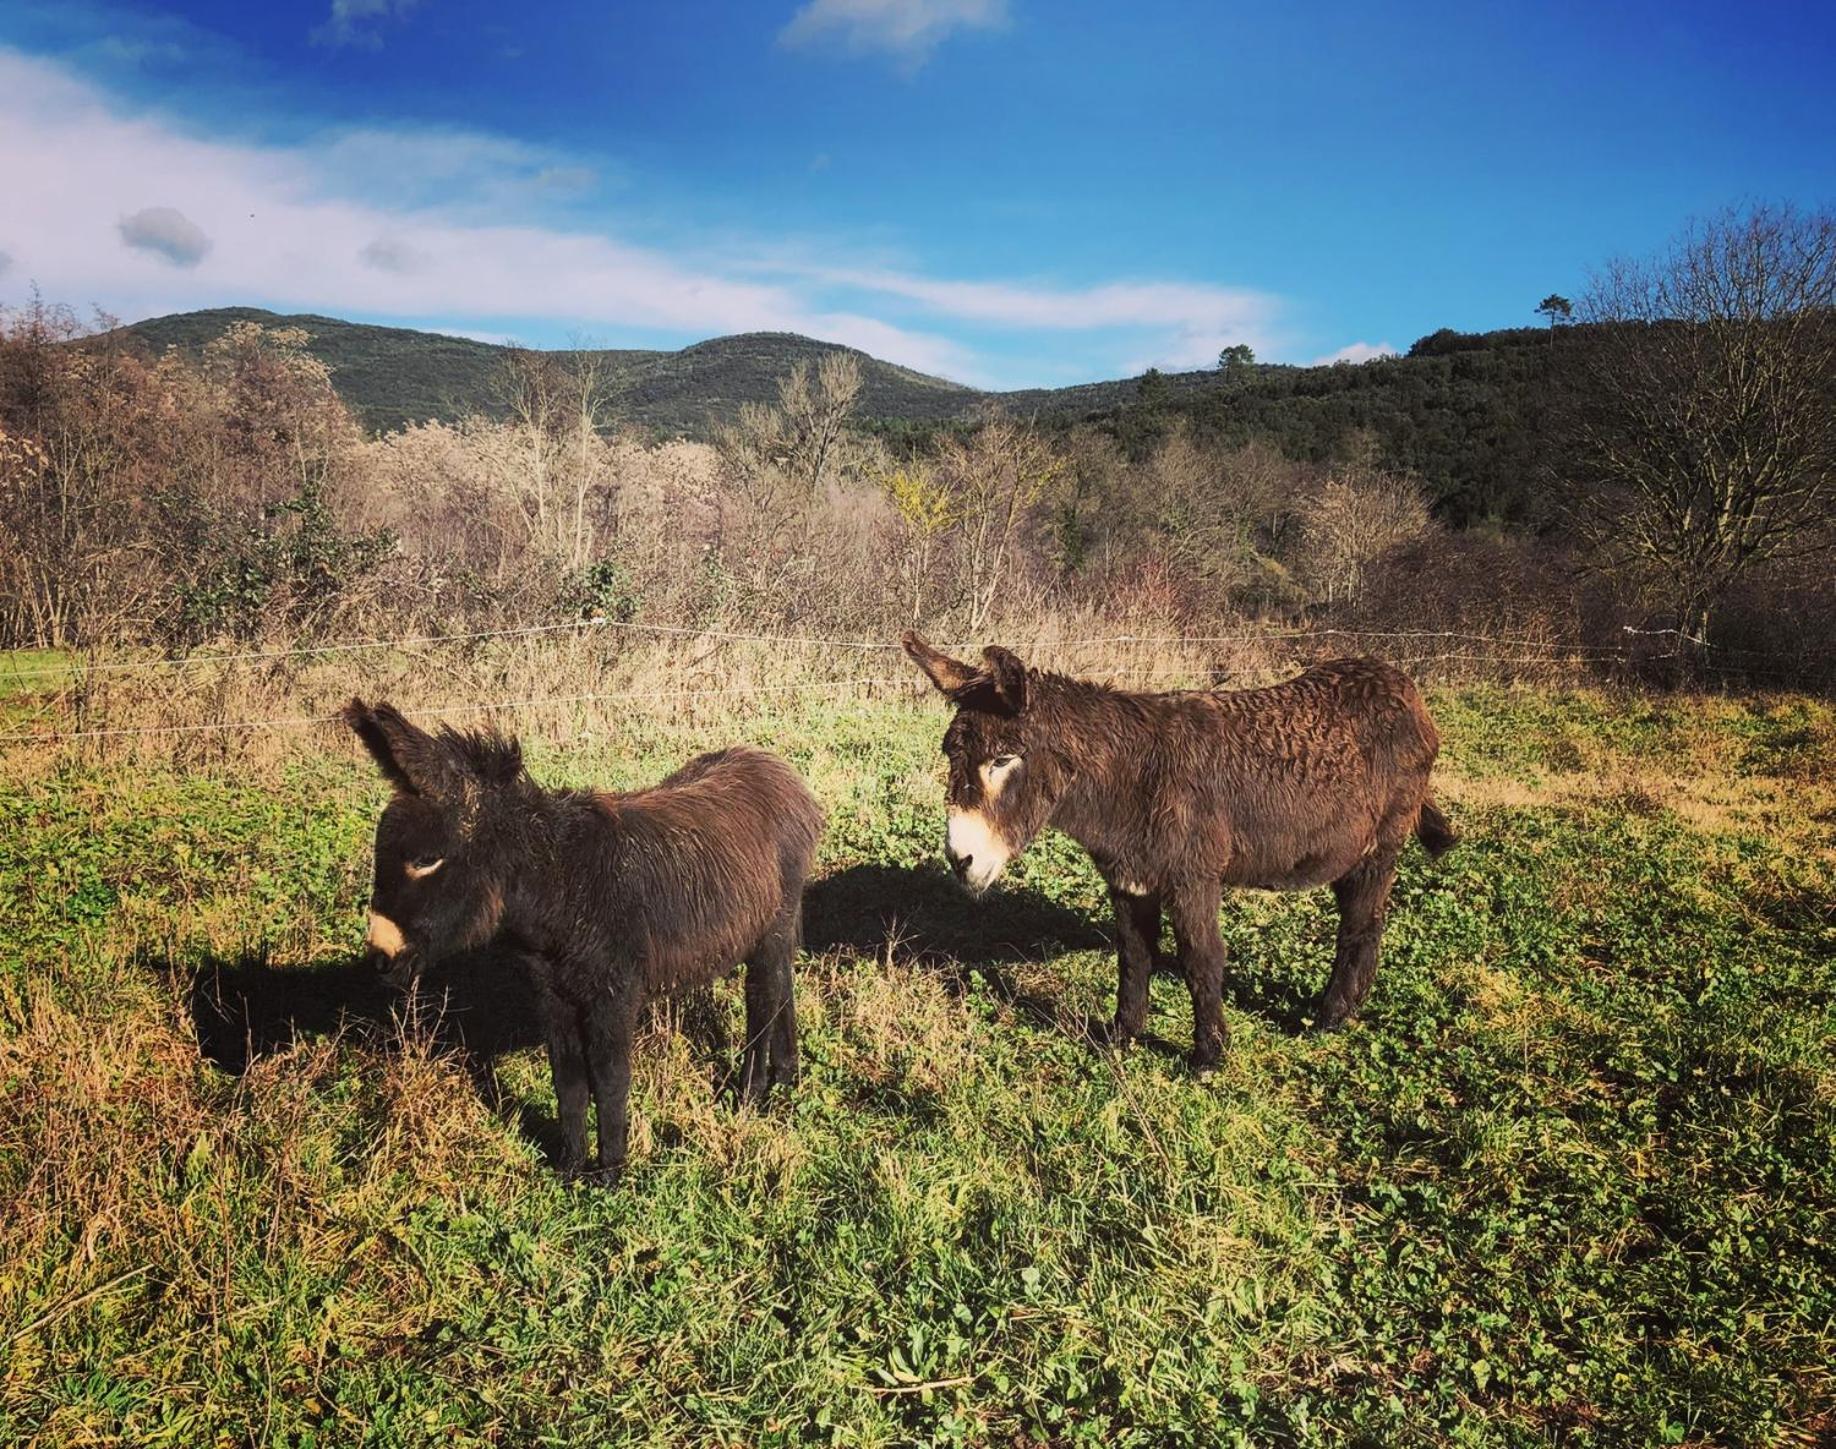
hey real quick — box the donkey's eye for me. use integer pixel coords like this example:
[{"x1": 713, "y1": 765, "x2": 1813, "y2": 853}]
[
  {"x1": 405, "y1": 856, "x2": 446, "y2": 880},
  {"x1": 990, "y1": 754, "x2": 1020, "y2": 770}
]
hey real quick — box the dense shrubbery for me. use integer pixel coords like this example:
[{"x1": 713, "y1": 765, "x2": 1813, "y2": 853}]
[{"x1": 3, "y1": 292, "x2": 1830, "y2": 689}]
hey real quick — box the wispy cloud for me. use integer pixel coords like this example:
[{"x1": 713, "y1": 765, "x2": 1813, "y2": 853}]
[
  {"x1": 358, "y1": 235, "x2": 431, "y2": 274},
  {"x1": 307, "y1": 127, "x2": 610, "y2": 216},
  {"x1": 311, "y1": 0, "x2": 422, "y2": 50},
  {"x1": 780, "y1": 0, "x2": 1007, "y2": 67},
  {"x1": 0, "y1": 50, "x2": 973, "y2": 377},
  {"x1": 92, "y1": 34, "x2": 189, "y2": 67},
  {"x1": 0, "y1": 47, "x2": 1294, "y2": 389},
  {"x1": 1312, "y1": 340, "x2": 1397, "y2": 365},
  {"x1": 118, "y1": 205, "x2": 212, "y2": 267},
  {"x1": 788, "y1": 264, "x2": 1283, "y2": 370}
]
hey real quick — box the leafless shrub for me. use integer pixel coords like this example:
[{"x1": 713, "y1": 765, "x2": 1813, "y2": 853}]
[
  {"x1": 931, "y1": 415, "x2": 1062, "y2": 632},
  {"x1": 1295, "y1": 470, "x2": 1435, "y2": 609},
  {"x1": 3, "y1": 289, "x2": 1828, "y2": 698}
]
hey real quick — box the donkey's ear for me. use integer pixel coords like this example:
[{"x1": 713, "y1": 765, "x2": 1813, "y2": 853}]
[
  {"x1": 343, "y1": 698, "x2": 460, "y2": 798},
  {"x1": 901, "y1": 631, "x2": 979, "y2": 695},
  {"x1": 981, "y1": 646, "x2": 1028, "y2": 713}
]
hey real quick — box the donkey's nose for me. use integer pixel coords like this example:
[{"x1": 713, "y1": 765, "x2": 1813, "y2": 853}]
[{"x1": 949, "y1": 851, "x2": 974, "y2": 883}]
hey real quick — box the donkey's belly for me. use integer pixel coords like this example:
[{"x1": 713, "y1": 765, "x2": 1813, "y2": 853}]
[{"x1": 1223, "y1": 834, "x2": 1372, "y2": 892}]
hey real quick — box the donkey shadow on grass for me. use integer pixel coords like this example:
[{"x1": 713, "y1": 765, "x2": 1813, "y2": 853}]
[
  {"x1": 804, "y1": 861, "x2": 1263, "y2": 1060},
  {"x1": 174, "y1": 861, "x2": 1114, "y2": 1084},
  {"x1": 165, "y1": 860, "x2": 1294, "y2": 1163},
  {"x1": 171, "y1": 945, "x2": 739, "y2": 1169},
  {"x1": 806, "y1": 862, "x2": 1329, "y2": 1047}
]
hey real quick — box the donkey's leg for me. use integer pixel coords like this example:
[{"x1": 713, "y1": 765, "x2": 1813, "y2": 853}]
[
  {"x1": 736, "y1": 905, "x2": 802, "y2": 1096},
  {"x1": 582, "y1": 991, "x2": 640, "y2": 1184},
  {"x1": 739, "y1": 904, "x2": 803, "y2": 1102},
  {"x1": 1167, "y1": 880, "x2": 1228, "y2": 1072},
  {"x1": 1103, "y1": 886, "x2": 1161, "y2": 1047},
  {"x1": 734, "y1": 954, "x2": 771, "y2": 1101},
  {"x1": 764, "y1": 905, "x2": 802, "y2": 1092},
  {"x1": 1319, "y1": 848, "x2": 1399, "y2": 1029},
  {"x1": 534, "y1": 981, "x2": 589, "y2": 1175}
]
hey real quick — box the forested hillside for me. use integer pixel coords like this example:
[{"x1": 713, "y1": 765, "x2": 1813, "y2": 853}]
[
  {"x1": 1022, "y1": 327, "x2": 1558, "y2": 528},
  {"x1": 111, "y1": 308, "x2": 977, "y2": 436}
]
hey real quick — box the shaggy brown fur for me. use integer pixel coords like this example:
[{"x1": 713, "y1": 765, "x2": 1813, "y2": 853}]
[
  {"x1": 902, "y1": 635, "x2": 1456, "y2": 1068},
  {"x1": 345, "y1": 700, "x2": 824, "y2": 1183}
]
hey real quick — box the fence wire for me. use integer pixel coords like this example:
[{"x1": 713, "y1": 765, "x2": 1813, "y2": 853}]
[
  {"x1": 0, "y1": 615, "x2": 1743, "y2": 683},
  {"x1": 0, "y1": 619, "x2": 1800, "y2": 747}
]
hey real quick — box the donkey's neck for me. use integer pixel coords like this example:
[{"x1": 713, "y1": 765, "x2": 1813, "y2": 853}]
[
  {"x1": 490, "y1": 787, "x2": 584, "y2": 938},
  {"x1": 1033, "y1": 674, "x2": 1166, "y2": 860}
]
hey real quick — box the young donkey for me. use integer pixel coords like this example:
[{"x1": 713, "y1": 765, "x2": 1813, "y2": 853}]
[
  {"x1": 344, "y1": 700, "x2": 823, "y2": 1182},
  {"x1": 902, "y1": 635, "x2": 1457, "y2": 1069}
]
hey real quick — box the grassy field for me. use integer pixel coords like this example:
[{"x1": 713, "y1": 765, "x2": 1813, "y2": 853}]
[{"x1": 1, "y1": 683, "x2": 1832, "y2": 1446}]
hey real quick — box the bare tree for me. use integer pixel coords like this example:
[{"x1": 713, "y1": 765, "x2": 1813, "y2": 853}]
[
  {"x1": 1297, "y1": 471, "x2": 1434, "y2": 607},
  {"x1": 716, "y1": 352, "x2": 864, "y2": 505},
  {"x1": 712, "y1": 353, "x2": 868, "y2": 613},
  {"x1": 781, "y1": 352, "x2": 863, "y2": 498},
  {"x1": 935, "y1": 416, "x2": 1062, "y2": 632},
  {"x1": 499, "y1": 347, "x2": 564, "y2": 550},
  {"x1": 1568, "y1": 204, "x2": 1836, "y2": 657},
  {"x1": 561, "y1": 342, "x2": 619, "y2": 571}
]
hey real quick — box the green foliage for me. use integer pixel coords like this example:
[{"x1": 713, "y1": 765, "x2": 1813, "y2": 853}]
[
  {"x1": 559, "y1": 558, "x2": 640, "y2": 623},
  {"x1": 2, "y1": 689, "x2": 1831, "y2": 1445},
  {"x1": 1535, "y1": 294, "x2": 1573, "y2": 327},
  {"x1": 170, "y1": 480, "x2": 395, "y2": 645},
  {"x1": 1217, "y1": 343, "x2": 1256, "y2": 378}
]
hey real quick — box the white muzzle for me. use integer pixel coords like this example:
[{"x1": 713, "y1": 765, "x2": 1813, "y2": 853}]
[{"x1": 946, "y1": 809, "x2": 1011, "y2": 894}]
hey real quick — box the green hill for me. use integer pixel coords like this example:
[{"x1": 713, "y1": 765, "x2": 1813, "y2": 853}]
[{"x1": 109, "y1": 308, "x2": 976, "y2": 437}]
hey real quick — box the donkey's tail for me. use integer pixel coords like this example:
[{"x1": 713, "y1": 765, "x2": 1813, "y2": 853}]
[{"x1": 1415, "y1": 795, "x2": 1459, "y2": 859}]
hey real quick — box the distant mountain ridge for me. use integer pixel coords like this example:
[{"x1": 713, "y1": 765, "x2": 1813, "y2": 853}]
[
  {"x1": 108, "y1": 307, "x2": 978, "y2": 437},
  {"x1": 107, "y1": 306, "x2": 1558, "y2": 526}
]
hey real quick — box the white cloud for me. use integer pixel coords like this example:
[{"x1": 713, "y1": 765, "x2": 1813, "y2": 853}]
[
  {"x1": 781, "y1": 0, "x2": 1007, "y2": 66},
  {"x1": 308, "y1": 128, "x2": 606, "y2": 214},
  {"x1": 312, "y1": 0, "x2": 422, "y2": 50},
  {"x1": 1312, "y1": 340, "x2": 1397, "y2": 366},
  {"x1": 92, "y1": 35, "x2": 190, "y2": 67},
  {"x1": 118, "y1": 205, "x2": 212, "y2": 267}
]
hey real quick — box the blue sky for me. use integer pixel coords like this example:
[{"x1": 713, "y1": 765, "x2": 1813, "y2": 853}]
[{"x1": 1, "y1": 0, "x2": 1831, "y2": 387}]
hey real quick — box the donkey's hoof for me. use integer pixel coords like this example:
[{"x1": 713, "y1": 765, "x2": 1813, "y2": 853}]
[
  {"x1": 1313, "y1": 1003, "x2": 1358, "y2": 1032},
  {"x1": 1088, "y1": 1016, "x2": 1139, "y2": 1050},
  {"x1": 574, "y1": 1160, "x2": 625, "y2": 1189}
]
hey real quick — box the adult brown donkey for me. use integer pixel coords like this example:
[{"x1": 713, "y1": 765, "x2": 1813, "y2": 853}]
[
  {"x1": 902, "y1": 634, "x2": 1456, "y2": 1070},
  {"x1": 345, "y1": 700, "x2": 823, "y2": 1183}
]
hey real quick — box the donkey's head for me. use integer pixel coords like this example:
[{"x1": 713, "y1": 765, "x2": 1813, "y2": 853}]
[
  {"x1": 903, "y1": 632, "x2": 1064, "y2": 894},
  {"x1": 344, "y1": 698, "x2": 526, "y2": 986}
]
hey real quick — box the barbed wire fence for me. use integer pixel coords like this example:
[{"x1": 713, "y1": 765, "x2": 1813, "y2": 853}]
[{"x1": 0, "y1": 616, "x2": 1811, "y2": 749}]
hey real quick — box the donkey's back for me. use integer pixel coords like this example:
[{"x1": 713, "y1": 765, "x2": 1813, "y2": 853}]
[
  {"x1": 1185, "y1": 657, "x2": 1444, "y2": 889},
  {"x1": 589, "y1": 745, "x2": 825, "y2": 993}
]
